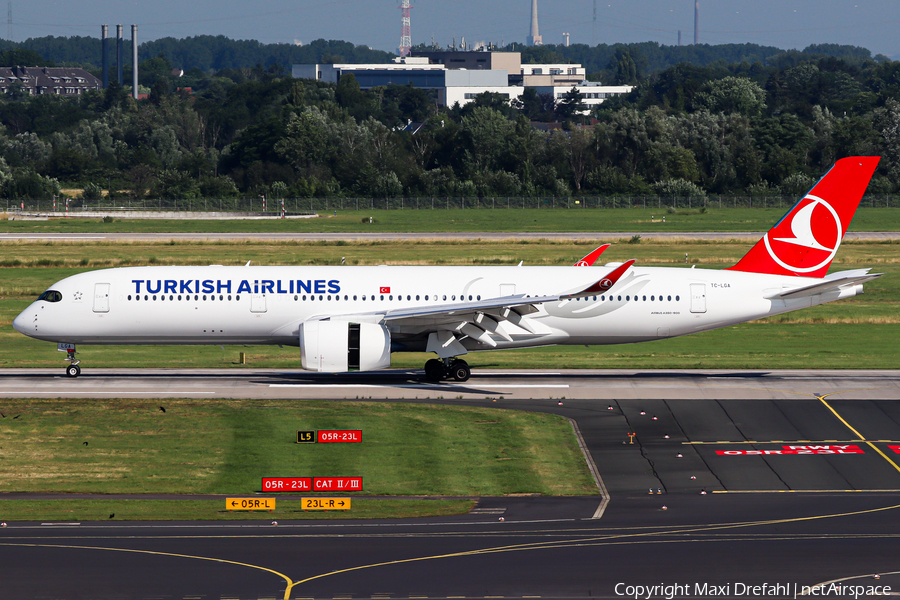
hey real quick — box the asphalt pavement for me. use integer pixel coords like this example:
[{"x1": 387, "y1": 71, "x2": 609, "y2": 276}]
[{"x1": 2, "y1": 369, "x2": 900, "y2": 599}]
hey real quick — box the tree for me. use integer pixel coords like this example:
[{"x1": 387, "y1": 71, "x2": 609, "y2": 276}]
[
  {"x1": 0, "y1": 48, "x2": 48, "y2": 66},
  {"x1": 555, "y1": 87, "x2": 586, "y2": 121},
  {"x1": 275, "y1": 108, "x2": 330, "y2": 174},
  {"x1": 512, "y1": 87, "x2": 556, "y2": 122},
  {"x1": 460, "y1": 106, "x2": 515, "y2": 174},
  {"x1": 610, "y1": 48, "x2": 639, "y2": 85},
  {"x1": 693, "y1": 77, "x2": 765, "y2": 115}
]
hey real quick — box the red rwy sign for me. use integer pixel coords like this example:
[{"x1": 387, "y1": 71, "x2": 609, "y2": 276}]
[
  {"x1": 716, "y1": 445, "x2": 864, "y2": 456},
  {"x1": 317, "y1": 430, "x2": 362, "y2": 443},
  {"x1": 262, "y1": 477, "x2": 312, "y2": 491},
  {"x1": 313, "y1": 477, "x2": 362, "y2": 491}
]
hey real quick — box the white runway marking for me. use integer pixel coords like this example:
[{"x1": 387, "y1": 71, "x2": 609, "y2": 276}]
[
  {"x1": 0, "y1": 236, "x2": 106, "y2": 240},
  {"x1": 269, "y1": 384, "x2": 570, "y2": 389},
  {"x1": 0, "y1": 391, "x2": 215, "y2": 395}
]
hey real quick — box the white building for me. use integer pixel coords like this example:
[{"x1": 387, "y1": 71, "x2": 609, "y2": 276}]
[{"x1": 292, "y1": 51, "x2": 631, "y2": 112}]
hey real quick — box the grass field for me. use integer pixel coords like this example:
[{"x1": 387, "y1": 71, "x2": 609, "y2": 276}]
[
  {"x1": 0, "y1": 399, "x2": 598, "y2": 497},
  {"x1": 0, "y1": 238, "x2": 896, "y2": 370},
  {"x1": 2, "y1": 207, "x2": 900, "y2": 233}
]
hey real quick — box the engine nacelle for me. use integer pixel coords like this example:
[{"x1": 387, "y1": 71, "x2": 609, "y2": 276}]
[{"x1": 300, "y1": 320, "x2": 391, "y2": 372}]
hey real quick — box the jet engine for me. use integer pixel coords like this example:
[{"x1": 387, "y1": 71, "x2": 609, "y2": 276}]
[{"x1": 300, "y1": 320, "x2": 391, "y2": 372}]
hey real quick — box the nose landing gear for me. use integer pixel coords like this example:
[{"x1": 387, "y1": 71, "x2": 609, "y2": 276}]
[
  {"x1": 65, "y1": 347, "x2": 81, "y2": 378},
  {"x1": 424, "y1": 357, "x2": 470, "y2": 382}
]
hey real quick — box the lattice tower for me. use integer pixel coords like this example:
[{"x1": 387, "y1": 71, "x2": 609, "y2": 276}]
[{"x1": 399, "y1": 0, "x2": 412, "y2": 57}]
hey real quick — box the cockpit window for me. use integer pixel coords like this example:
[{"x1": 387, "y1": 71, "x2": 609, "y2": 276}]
[{"x1": 37, "y1": 290, "x2": 63, "y2": 302}]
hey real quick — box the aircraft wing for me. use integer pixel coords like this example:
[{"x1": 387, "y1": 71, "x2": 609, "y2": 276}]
[
  {"x1": 324, "y1": 260, "x2": 636, "y2": 357},
  {"x1": 767, "y1": 269, "x2": 883, "y2": 299}
]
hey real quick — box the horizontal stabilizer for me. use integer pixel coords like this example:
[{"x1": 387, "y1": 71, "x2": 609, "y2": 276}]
[{"x1": 768, "y1": 270, "x2": 883, "y2": 299}]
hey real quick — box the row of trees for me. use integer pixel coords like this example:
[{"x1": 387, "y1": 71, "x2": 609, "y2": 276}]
[{"x1": 0, "y1": 39, "x2": 899, "y2": 200}]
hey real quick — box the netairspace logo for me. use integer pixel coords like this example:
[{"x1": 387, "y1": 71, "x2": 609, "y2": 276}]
[{"x1": 613, "y1": 582, "x2": 892, "y2": 599}]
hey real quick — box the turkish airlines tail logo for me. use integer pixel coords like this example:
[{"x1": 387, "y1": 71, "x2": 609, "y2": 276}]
[{"x1": 728, "y1": 157, "x2": 880, "y2": 278}]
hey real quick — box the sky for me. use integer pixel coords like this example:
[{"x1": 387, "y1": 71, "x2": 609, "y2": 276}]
[{"x1": 11, "y1": 0, "x2": 900, "y2": 58}]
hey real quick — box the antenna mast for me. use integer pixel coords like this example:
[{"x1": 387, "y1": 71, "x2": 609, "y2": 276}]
[{"x1": 399, "y1": 0, "x2": 412, "y2": 57}]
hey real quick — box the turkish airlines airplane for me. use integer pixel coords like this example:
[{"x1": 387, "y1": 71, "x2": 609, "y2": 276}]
[{"x1": 13, "y1": 157, "x2": 882, "y2": 382}]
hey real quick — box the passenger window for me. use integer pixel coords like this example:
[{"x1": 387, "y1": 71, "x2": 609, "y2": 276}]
[
  {"x1": 676, "y1": 295, "x2": 680, "y2": 301},
  {"x1": 127, "y1": 295, "x2": 132, "y2": 301}
]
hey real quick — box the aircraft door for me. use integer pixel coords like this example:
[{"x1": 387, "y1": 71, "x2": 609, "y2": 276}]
[
  {"x1": 250, "y1": 293, "x2": 267, "y2": 313},
  {"x1": 690, "y1": 283, "x2": 707, "y2": 313},
  {"x1": 92, "y1": 283, "x2": 110, "y2": 313}
]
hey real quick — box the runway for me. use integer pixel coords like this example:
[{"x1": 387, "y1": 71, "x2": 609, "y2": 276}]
[
  {"x1": 2, "y1": 369, "x2": 899, "y2": 599},
  {"x1": 1, "y1": 231, "x2": 898, "y2": 243},
  {"x1": 1, "y1": 368, "x2": 898, "y2": 401}
]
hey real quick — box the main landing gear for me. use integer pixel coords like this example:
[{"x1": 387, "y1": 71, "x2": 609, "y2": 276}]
[
  {"x1": 424, "y1": 358, "x2": 470, "y2": 382},
  {"x1": 65, "y1": 347, "x2": 81, "y2": 378}
]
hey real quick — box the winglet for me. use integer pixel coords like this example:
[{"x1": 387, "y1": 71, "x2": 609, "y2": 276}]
[
  {"x1": 562, "y1": 259, "x2": 636, "y2": 298},
  {"x1": 574, "y1": 244, "x2": 611, "y2": 266}
]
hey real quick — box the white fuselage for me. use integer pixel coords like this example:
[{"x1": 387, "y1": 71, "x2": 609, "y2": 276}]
[{"x1": 12, "y1": 264, "x2": 858, "y2": 354}]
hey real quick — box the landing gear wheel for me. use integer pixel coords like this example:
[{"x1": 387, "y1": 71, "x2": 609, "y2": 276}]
[
  {"x1": 424, "y1": 359, "x2": 444, "y2": 382},
  {"x1": 66, "y1": 364, "x2": 81, "y2": 378},
  {"x1": 449, "y1": 360, "x2": 470, "y2": 382}
]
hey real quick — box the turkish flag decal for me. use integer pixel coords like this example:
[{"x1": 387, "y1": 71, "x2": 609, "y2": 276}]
[{"x1": 379, "y1": 287, "x2": 390, "y2": 293}]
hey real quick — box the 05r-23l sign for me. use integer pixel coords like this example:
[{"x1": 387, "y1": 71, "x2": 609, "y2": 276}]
[{"x1": 297, "y1": 430, "x2": 362, "y2": 443}]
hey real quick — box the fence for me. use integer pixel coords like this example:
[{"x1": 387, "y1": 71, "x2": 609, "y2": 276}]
[{"x1": 3, "y1": 194, "x2": 898, "y2": 213}]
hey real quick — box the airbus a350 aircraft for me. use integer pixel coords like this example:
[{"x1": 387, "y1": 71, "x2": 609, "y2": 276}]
[{"x1": 13, "y1": 156, "x2": 882, "y2": 382}]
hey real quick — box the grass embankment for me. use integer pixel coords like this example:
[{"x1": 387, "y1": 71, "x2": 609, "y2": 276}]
[
  {"x1": 0, "y1": 399, "x2": 596, "y2": 520},
  {"x1": 2, "y1": 207, "x2": 900, "y2": 233},
  {"x1": 0, "y1": 239, "x2": 897, "y2": 369}
]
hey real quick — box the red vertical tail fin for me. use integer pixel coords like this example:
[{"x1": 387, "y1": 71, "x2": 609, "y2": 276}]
[{"x1": 727, "y1": 156, "x2": 879, "y2": 278}]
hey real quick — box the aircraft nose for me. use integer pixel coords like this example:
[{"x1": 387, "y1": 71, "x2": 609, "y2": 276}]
[{"x1": 12, "y1": 308, "x2": 31, "y2": 334}]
